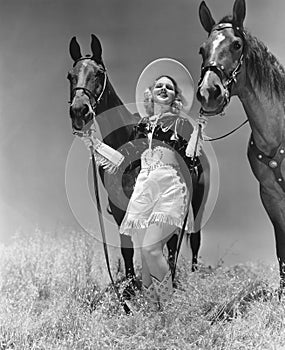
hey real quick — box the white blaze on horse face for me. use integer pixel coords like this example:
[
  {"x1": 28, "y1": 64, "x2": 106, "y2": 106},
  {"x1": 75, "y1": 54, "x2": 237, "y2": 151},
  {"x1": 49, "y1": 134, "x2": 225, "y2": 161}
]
[
  {"x1": 200, "y1": 71, "x2": 211, "y2": 103},
  {"x1": 200, "y1": 33, "x2": 226, "y2": 103},
  {"x1": 72, "y1": 60, "x2": 95, "y2": 116},
  {"x1": 212, "y1": 32, "x2": 226, "y2": 53},
  {"x1": 77, "y1": 61, "x2": 89, "y2": 87}
]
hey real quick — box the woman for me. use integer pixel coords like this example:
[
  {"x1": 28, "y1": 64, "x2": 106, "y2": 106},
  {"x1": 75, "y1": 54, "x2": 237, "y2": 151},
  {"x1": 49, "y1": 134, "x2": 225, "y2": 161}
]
[{"x1": 119, "y1": 58, "x2": 196, "y2": 310}]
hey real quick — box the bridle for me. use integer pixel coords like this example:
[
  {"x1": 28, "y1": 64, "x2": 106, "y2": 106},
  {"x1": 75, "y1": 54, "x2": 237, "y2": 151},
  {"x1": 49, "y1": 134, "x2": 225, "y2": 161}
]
[
  {"x1": 199, "y1": 23, "x2": 245, "y2": 116},
  {"x1": 69, "y1": 57, "x2": 108, "y2": 128}
]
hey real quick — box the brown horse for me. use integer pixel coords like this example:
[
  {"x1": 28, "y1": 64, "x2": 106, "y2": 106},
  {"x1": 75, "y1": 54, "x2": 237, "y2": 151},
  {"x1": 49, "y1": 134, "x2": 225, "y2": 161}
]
[
  {"x1": 67, "y1": 34, "x2": 208, "y2": 289},
  {"x1": 197, "y1": 0, "x2": 285, "y2": 290}
]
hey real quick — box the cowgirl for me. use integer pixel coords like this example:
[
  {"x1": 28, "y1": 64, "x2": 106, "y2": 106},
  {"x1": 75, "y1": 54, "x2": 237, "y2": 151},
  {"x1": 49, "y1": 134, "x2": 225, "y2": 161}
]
[{"x1": 120, "y1": 58, "x2": 196, "y2": 309}]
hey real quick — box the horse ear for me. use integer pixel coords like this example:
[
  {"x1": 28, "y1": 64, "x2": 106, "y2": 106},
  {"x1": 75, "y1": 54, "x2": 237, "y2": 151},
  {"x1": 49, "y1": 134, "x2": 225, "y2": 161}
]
[
  {"x1": 91, "y1": 34, "x2": 103, "y2": 63},
  {"x1": 69, "y1": 36, "x2": 82, "y2": 62},
  {"x1": 199, "y1": 1, "x2": 216, "y2": 34},
  {"x1": 232, "y1": 0, "x2": 246, "y2": 28}
]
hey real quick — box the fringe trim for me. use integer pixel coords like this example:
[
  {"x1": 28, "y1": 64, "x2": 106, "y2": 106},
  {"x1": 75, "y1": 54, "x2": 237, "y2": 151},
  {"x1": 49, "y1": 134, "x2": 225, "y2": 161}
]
[
  {"x1": 80, "y1": 133, "x2": 125, "y2": 174},
  {"x1": 93, "y1": 151, "x2": 122, "y2": 174},
  {"x1": 120, "y1": 212, "x2": 193, "y2": 235},
  {"x1": 186, "y1": 125, "x2": 203, "y2": 158}
]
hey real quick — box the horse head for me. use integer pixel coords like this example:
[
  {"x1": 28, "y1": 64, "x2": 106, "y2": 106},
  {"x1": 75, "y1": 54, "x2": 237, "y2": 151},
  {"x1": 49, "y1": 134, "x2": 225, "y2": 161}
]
[
  {"x1": 68, "y1": 34, "x2": 107, "y2": 131},
  {"x1": 197, "y1": 0, "x2": 246, "y2": 117}
]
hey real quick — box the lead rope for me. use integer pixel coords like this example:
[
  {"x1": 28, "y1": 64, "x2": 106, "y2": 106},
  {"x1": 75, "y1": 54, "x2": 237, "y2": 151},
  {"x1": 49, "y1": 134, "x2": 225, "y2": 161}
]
[
  {"x1": 205, "y1": 119, "x2": 248, "y2": 142},
  {"x1": 173, "y1": 114, "x2": 248, "y2": 279},
  {"x1": 172, "y1": 122, "x2": 203, "y2": 280},
  {"x1": 88, "y1": 135, "x2": 131, "y2": 315}
]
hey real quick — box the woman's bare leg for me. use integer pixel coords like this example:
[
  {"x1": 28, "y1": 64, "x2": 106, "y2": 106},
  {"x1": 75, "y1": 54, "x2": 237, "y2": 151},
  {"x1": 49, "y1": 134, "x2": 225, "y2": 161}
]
[
  {"x1": 134, "y1": 229, "x2": 152, "y2": 287},
  {"x1": 142, "y1": 223, "x2": 176, "y2": 281},
  {"x1": 140, "y1": 223, "x2": 177, "y2": 306}
]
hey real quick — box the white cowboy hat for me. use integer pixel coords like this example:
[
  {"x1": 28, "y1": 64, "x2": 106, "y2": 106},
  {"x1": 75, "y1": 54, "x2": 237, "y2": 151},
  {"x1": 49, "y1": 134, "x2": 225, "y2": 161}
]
[{"x1": 135, "y1": 57, "x2": 194, "y2": 117}]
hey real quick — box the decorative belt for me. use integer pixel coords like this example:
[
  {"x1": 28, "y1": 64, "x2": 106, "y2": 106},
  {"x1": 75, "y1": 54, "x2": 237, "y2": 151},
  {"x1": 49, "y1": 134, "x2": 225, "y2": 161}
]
[
  {"x1": 141, "y1": 146, "x2": 177, "y2": 168},
  {"x1": 141, "y1": 163, "x2": 180, "y2": 174}
]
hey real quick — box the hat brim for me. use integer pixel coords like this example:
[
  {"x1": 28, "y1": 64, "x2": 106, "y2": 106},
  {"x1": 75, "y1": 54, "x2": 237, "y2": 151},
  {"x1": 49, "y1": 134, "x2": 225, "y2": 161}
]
[{"x1": 135, "y1": 58, "x2": 194, "y2": 117}]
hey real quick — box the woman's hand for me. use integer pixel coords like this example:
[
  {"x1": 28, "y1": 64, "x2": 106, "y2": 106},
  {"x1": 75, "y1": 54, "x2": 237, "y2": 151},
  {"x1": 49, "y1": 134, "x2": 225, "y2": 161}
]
[{"x1": 82, "y1": 136, "x2": 94, "y2": 151}]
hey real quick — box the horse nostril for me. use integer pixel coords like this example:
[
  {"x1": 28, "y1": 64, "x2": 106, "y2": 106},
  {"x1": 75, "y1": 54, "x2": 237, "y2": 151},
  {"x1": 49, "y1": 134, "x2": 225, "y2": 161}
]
[
  {"x1": 70, "y1": 103, "x2": 90, "y2": 121},
  {"x1": 196, "y1": 89, "x2": 203, "y2": 102},
  {"x1": 82, "y1": 104, "x2": 89, "y2": 116},
  {"x1": 213, "y1": 84, "x2": 222, "y2": 99},
  {"x1": 73, "y1": 118, "x2": 84, "y2": 130}
]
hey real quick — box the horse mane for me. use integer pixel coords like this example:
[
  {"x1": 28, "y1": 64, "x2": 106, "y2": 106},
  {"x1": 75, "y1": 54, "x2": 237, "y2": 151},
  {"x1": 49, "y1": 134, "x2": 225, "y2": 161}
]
[
  {"x1": 97, "y1": 76, "x2": 138, "y2": 148},
  {"x1": 219, "y1": 16, "x2": 285, "y2": 101},
  {"x1": 98, "y1": 77, "x2": 124, "y2": 111}
]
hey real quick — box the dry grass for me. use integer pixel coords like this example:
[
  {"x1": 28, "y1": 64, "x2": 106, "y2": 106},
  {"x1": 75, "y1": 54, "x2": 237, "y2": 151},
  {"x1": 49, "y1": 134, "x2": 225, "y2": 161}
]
[{"x1": 0, "y1": 228, "x2": 285, "y2": 350}]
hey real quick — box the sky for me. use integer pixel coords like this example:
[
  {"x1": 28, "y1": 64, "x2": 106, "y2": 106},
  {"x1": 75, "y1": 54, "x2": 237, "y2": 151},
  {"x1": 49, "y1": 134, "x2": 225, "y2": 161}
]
[{"x1": 1, "y1": 0, "x2": 285, "y2": 267}]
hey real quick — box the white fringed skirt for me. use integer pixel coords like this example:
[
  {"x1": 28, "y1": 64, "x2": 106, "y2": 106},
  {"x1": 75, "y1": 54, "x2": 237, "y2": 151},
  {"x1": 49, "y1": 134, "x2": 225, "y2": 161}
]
[{"x1": 119, "y1": 162, "x2": 193, "y2": 236}]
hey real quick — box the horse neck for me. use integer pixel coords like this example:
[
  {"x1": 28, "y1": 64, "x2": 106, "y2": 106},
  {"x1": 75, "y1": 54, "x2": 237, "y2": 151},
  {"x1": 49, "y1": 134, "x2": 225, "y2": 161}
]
[
  {"x1": 96, "y1": 79, "x2": 134, "y2": 148},
  {"x1": 237, "y1": 72, "x2": 285, "y2": 155}
]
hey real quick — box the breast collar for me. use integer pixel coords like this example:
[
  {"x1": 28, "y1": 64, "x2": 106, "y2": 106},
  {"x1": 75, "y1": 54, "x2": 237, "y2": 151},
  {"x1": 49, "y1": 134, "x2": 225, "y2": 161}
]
[{"x1": 249, "y1": 134, "x2": 285, "y2": 192}]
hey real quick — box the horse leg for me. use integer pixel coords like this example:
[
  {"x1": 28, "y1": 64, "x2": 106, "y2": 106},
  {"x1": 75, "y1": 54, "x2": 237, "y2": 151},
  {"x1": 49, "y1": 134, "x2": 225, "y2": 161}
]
[
  {"x1": 166, "y1": 233, "x2": 178, "y2": 279},
  {"x1": 190, "y1": 169, "x2": 205, "y2": 271},
  {"x1": 190, "y1": 231, "x2": 201, "y2": 271},
  {"x1": 260, "y1": 185, "x2": 285, "y2": 294},
  {"x1": 166, "y1": 174, "x2": 204, "y2": 276},
  {"x1": 120, "y1": 234, "x2": 135, "y2": 279},
  {"x1": 273, "y1": 223, "x2": 285, "y2": 292}
]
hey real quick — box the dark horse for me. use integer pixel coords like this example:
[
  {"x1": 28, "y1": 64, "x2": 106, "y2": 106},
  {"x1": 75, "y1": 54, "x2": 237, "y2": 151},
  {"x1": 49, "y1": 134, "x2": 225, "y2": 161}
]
[
  {"x1": 67, "y1": 34, "x2": 208, "y2": 287},
  {"x1": 197, "y1": 0, "x2": 285, "y2": 290}
]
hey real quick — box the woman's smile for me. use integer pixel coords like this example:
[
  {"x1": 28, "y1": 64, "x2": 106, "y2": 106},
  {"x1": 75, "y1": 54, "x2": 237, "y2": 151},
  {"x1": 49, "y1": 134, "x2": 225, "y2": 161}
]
[{"x1": 153, "y1": 77, "x2": 175, "y2": 105}]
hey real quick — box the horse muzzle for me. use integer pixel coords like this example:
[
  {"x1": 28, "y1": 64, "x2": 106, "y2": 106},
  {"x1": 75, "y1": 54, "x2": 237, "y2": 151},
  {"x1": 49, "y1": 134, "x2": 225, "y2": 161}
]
[
  {"x1": 70, "y1": 101, "x2": 95, "y2": 131},
  {"x1": 197, "y1": 90, "x2": 228, "y2": 117},
  {"x1": 196, "y1": 75, "x2": 230, "y2": 117}
]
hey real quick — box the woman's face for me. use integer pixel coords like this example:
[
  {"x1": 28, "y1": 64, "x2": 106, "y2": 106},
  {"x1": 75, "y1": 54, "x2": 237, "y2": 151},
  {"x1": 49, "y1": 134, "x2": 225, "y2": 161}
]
[{"x1": 152, "y1": 77, "x2": 176, "y2": 105}]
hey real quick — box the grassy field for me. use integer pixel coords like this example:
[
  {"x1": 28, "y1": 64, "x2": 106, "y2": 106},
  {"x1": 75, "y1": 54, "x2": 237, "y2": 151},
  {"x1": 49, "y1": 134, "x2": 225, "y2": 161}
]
[{"x1": 0, "y1": 228, "x2": 285, "y2": 350}]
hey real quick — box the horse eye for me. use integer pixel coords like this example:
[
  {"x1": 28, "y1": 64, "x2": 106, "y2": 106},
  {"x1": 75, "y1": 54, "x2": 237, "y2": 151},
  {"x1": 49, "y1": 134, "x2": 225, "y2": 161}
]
[
  {"x1": 199, "y1": 46, "x2": 205, "y2": 56},
  {"x1": 67, "y1": 71, "x2": 75, "y2": 81},
  {"x1": 233, "y1": 41, "x2": 242, "y2": 50}
]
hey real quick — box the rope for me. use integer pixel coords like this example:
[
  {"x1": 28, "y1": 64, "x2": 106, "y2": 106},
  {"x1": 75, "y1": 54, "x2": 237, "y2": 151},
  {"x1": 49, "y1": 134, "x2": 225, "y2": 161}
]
[
  {"x1": 205, "y1": 119, "x2": 248, "y2": 142},
  {"x1": 90, "y1": 150, "x2": 131, "y2": 315},
  {"x1": 172, "y1": 123, "x2": 203, "y2": 280},
  {"x1": 172, "y1": 117, "x2": 248, "y2": 278}
]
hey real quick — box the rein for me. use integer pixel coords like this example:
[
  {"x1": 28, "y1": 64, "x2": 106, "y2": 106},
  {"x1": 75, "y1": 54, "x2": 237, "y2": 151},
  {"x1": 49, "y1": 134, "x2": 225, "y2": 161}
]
[
  {"x1": 173, "y1": 113, "x2": 247, "y2": 276},
  {"x1": 74, "y1": 126, "x2": 131, "y2": 315},
  {"x1": 90, "y1": 145, "x2": 131, "y2": 315},
  {"x1": 172, "y1": 124, "x2": 203, "y2": 280},
  {"x1": 205, "y1": 119, "x2": 248, "y2": 142}
]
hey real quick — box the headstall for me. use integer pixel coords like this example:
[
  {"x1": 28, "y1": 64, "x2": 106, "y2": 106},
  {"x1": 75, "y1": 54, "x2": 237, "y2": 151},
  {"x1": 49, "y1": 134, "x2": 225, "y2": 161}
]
[{"x1": 199, "y1": 23, "x2": 245, "y2": 116}]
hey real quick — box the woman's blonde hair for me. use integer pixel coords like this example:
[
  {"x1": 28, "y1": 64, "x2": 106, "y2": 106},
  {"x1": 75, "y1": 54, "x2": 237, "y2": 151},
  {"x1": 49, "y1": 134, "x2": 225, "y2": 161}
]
[{"x1": 143, "y1": 75, "x2": 186, "y2": 116}]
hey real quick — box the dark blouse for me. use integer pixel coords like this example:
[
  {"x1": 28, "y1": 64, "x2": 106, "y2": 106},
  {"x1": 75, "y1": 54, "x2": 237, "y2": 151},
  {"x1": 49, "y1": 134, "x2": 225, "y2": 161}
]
[
  {"x1": 125, "y1": 113, "x2": 203, "y2": 171},
  {"x1": 106, "y1": 113, "x2": 207, "y2": 205},
  {"x1": 134, "y1": 114, "x2": 194, "y2": 165}
]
